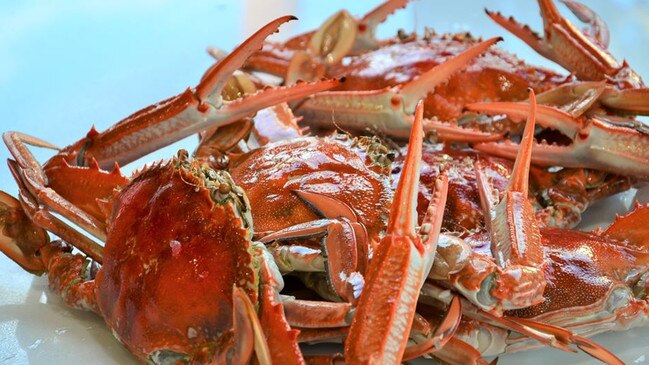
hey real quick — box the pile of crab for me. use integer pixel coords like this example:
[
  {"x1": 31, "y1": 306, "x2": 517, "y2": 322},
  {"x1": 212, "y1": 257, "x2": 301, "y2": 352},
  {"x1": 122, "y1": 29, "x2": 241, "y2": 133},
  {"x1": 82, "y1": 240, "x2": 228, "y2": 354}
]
[{"x1": 2, "y1": 1, "x2": 649, "y2": 364}]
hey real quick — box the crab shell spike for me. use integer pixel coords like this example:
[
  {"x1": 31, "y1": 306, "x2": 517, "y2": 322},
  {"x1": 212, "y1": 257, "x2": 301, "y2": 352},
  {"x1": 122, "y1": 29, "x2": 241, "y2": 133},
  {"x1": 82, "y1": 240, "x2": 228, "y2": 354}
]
[
  {"x1": 345, "y1": 101, "x2": 449, "y2": 364},
  {"x1": 602, "y1": 202, "x2": 649, "y2": 248},
  {"x1": 387, "y1": 99, "x2": 424, "y2": 239},
  {"x1": 196, "y1": 15, "x2": 297, "y2": 100},
  {"x1": 400, "y1": 37, "x2": 502, "y2": 114}
]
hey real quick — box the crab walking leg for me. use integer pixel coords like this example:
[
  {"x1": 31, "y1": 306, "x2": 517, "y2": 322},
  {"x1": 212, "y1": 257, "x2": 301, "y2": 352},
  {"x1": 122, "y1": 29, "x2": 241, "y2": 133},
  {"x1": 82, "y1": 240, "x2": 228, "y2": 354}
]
[
  {"x1": 260, "y1": 190, "x2": 369, "y2": 303},
  {"x1": 294, "y1": 37, "x2": 504, "y2": 141},
  {"x1": 5, "y1": 160, "x2": 105, "y2": 263},
  {"x1": 257, "y1": 258, "x2": 305, "y2": 365},
  {"x1": 0, "y1": 190, "x2": 50, "y2": 272},
  {"x1": 344, "y1": 101, "x2": 449, "y2": 364},
  {"x1": 401, "y1": 296, "x2": 463, "y2": 361},
  {"x1": 467, "y1": 98, "x2": 649, "y2": 178},
  {"x1": 419, "y1": 282, "x2": 624, "y2": 364}
]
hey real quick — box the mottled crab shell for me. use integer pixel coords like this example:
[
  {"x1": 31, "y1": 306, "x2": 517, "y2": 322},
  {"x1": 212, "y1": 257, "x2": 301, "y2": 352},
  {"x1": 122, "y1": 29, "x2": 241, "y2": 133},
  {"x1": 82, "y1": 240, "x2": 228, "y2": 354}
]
[
  {"x1": 230, "y1": 134, "x2": 393, "y2": 242},
  {"x1": 95, "y1": 154, "x2": 258, "y2": 363}
]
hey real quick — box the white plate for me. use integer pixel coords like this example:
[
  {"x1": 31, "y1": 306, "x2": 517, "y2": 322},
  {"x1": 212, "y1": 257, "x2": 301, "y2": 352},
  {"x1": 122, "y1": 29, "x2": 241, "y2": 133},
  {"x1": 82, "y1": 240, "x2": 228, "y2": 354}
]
[{"x1": 1, "y1": 1, "x2": 648, "y2": 364}]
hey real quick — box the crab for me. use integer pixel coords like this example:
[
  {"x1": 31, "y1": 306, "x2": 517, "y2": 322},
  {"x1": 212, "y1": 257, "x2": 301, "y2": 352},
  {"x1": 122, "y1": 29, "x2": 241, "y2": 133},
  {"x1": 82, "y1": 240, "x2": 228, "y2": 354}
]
[
  {"x1": 243, "y1": 0, "x2": 649, "y2": 179},
  {"x1": 0, "y1": 16, "x2": 339, "y2": 271},
  {"x1": 2, "y1": 1, "x2": 649, "y2": 364}
]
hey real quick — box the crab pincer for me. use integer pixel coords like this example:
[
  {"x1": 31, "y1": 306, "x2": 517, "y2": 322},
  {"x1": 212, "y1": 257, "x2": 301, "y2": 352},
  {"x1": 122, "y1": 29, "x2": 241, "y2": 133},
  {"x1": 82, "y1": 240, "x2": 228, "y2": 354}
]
[
  {"x1": 473, "y1": 89, "x2": 546, "y2": 310},
  {"x1": 466, "y1": 90, "x2": 649, "y2": 178},
  {"x1": 294, "y1": 37, "x2": 505, "y2": 142},
  {"x1": 344, "y1": 100, "x2": 450, "y2": 364},
  {"x1": 1, "y1": 15, "x2": 340, "y2": 269},
  {"x1": 487, "y1": 0, "x2": 649, "y2": 114}
]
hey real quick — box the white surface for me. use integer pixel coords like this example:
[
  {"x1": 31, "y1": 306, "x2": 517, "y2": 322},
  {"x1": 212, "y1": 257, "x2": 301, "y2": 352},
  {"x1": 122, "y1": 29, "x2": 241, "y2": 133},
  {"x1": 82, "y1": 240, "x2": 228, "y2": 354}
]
[{"x1": 1, "y1": 1, "x2": 649, "y2": 364}]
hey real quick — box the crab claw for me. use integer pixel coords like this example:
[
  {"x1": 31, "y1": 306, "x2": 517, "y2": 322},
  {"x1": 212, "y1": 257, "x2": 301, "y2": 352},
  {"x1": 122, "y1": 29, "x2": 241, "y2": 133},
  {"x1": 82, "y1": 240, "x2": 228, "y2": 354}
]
[
  {"x1": 247, "y1": 0, "x2": 410, "y2": 83},
  {"x1": 486, "y1": 0, "x2": 621, "y2": 82},
  {"x1": 259, "y1": 191, "x2": 368, "y2": 304},
  {"x1": 472, "y1": 89, "x2": 546, "y2": 310},
  {"x1": 295, "y1": 37, "x2": 504, "y2": 142},
  {"x1": 467, "y1": 98, "x2": 649, "y2": 178},
  {"x1": 344, "y1": 101, "x2": 449, "y2": 364},
  {"x1": 77, "y1": 16, "x2": 340, "y2": 170},
  {"x1": 560, "y1": 0, "x2": 609, "y2": 48},
  {"x1": 0, "y1": 191, "x2": 49, "y2": 273}
]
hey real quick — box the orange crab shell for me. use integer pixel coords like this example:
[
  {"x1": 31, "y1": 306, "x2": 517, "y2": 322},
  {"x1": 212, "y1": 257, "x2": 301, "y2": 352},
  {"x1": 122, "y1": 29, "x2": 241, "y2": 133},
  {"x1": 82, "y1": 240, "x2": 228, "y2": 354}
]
[
  {"x1": 95, "y1": 156, "x2": 258, "y2": 362},
  {"x1": 229, "y1": 135, "x2": 393, "y2": 242}
]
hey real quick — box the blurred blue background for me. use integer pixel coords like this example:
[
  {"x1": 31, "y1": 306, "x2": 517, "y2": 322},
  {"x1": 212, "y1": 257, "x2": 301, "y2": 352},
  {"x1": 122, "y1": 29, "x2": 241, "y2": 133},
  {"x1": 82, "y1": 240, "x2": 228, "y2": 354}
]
[{"x1": 1, "y1": 1, "x2": 649, "y2": 364}]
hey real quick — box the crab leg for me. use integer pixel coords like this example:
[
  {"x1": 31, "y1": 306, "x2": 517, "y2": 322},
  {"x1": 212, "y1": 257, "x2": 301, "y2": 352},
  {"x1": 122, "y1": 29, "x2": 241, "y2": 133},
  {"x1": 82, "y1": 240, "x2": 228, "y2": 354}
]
[
  {"x1": 344, "y1": 101, "x2": 449, "y2": 364},
  {"x1": 5, "y1": 159, "x2": 105, "y2": 263},
  {"x1": 443, "y1": 90, "x2": 546, "y2": 311},
  {"x1": 257, "y1": 258, "x2": 305, "y2": 365},
  {"x1": 355, "y1": 0, "x2": 410, "y2": 51},
  {"x1": 295, "y1": 37, "x2": 503, "y2": 141},
  {"x1": 486, "y1": 0, "x2": 620, "y2": 81},
  {"x1": 467, "y1": 99, "x2": 649, "y2": 178},
  {"x1": 487, "y1": 0, "x2": 649, "y2": 114},
  {"x1": 2, "y1": 17, "x2": 341, "y2": 270},
  {"x1": 0, "y1": 191, "x2": 50, "y2": 272},
  {"x1": 561, "y1": 0, "x2": 609, "y2": 47},
  {"x1": 402, "y1": 296, "x2": 463, "y2": 360},
  {"x1": 88, "y1": 18, "x2": 339, "y2": 170},
  {"x1": 307, "y1": 0, "x2": 410, "y2": 65},
  {"x1": 260, "y1": 190, "x2": 368, "y2": 303}
]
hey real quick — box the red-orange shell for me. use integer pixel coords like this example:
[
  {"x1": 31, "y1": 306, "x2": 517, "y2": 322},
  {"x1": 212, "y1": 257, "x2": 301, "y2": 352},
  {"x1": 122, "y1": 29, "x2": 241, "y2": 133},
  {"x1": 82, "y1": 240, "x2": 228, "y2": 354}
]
[
  {"x1": 230, "y1": 135, "x2": 393, "y2": 242},
  {"x1": 95, "y1": 158, "x2": 256, "y2": 362}
]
